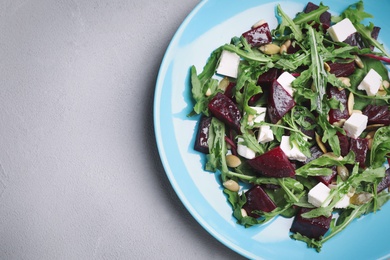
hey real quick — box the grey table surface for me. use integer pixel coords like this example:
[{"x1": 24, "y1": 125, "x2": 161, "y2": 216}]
[{"x1": 0, "y1": 0, "x2": 245, "y2": 259}]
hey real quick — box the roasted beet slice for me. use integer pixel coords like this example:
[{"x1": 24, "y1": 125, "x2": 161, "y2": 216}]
[
  {"x1": 327, "y1": 86, "x2": 349, "y2": 124},
  {"x1": 194, "y1": 116, "x2": 212, "y2": 154},
  {"x1": 224, "y1": 82, "x2": 236, "y2": 101},
  {"x1": 304, "y1": 145, "x2": 324, "y2": 165},
  {"x1": 248, "y1": 146, "x2": 295, "y2": 178},
  {"x1": 243, "y1": 185, "x2": 277, "y2": 217},
  {"x1": 290, "y1": 207, "x2": 332, "y2": 240},
  {"x1": 242, "y1": 23, "x2": 272, "y2": 47},
  {"x1": 298, "y1": 116, "x2": 316, "y2": 140},
  {"x1": 304, "y1": 2, "x2": 331, "y2": 30},
  {"x1": 349, "y1": 138, "x2": 368, "y2": 168},
  {"x1": 257, "y1": 68, "x2": 280, "y2": 88},
  {"x1": 362, "y1": 105, "x2": 390, "y2": 126},
  {"x1": 371, "y1": 26, "x2": 381, "y2": 50},
  {"x1": 267, "y1": 80, "x2": 296, "y2": 124},
  {"x1": 377, "y1": 168, "x2": 390, "y2": 193},
  {"x1": 249, "y1": 68, "x2": 281, "y2": 105},
  {"x1": 337, "y1": 133, "x2": 350, "y2": 157},
  {"x1": 316, "y1": 166, "x2": 337, "y2": 185},
  {"x1": 208, "y1": 92, "x2": 242, "y2": 133},
  {"x1": 344, "y1": 32, "x2": 365, "y2": 49},
  {"x1": 287, "y1": 40, "x2": 301, "y2": 54},
  {"x1": 328, "y1": 61, "x2": 356, "y2": 77}
]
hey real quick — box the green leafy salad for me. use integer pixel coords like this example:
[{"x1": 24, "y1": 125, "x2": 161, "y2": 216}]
[{"x1": 189, "y1": 0, "x2": 390, "y2": 251}]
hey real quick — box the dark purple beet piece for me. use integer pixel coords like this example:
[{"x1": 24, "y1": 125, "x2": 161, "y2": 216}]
[
  {"x1": 243, "y1": 185, "x2": 277, "y2": 217},
  {"x1": 328, "y1": 61, "x2": 356, "y2": 77},
  {"x1": 344, "y1": 32, "x2": 365, "y2": 49},
  {"x1": 208, "y1": 92, "x2": 241, "y2": 133},
  {"x1": 377, "y1": 168, "x2": 390, "y2": 193},
  {"x1": 194, "y1": 116, "x2": 212, "y2": 154},
  {"x1": 224, "y1": 82, "x2": 236, "y2": 101},
  {"x1": 303, "y1": 145, "x2": 324, "y2": 165},
  {"x1": 316, "y1": 166, "x2": 337, "y2": 186},
  {"x1": 248, "y1": 146, "x2": 295, "y2": 178},
  {"x1": 299, "y1": 116, "x2": 316, "y2": 140},
  {"x1": 257, "y1": 68, "x2": 280, "y2": 88},
  {"x1": 267, "y1": 80, "x2": 296, "y2": 124},
  {"x1": 242, "y1": 23, "x2": 272, "y2": 47},
  {"x1": 290, "y1": 207, "x2": 332, "y2": 240},
  {"x1": 349, "y1": 138, "x2": 368, "y2": 168},
  {"x1": 287, "y1": 40, "x2": 301, "y2": 54},
  {"x1": 304, "y1": 2, "x2": 331, "y2": 30},
  {"x1": 362, "y1": 105, "x2": 390, "y2": 126},
  {"x1": 371, "y1": 26, "x2": 381, "y2": 50},
  {"x1": 327, "y1": 86, "x2": 349, "y2": 124},
  {"x1": 337, "y1": 133, "x2": 350, "y2": 157}
]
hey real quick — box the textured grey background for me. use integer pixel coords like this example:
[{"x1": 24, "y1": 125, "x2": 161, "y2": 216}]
[{"x1": 0, "y1": 0, "x2": 244, "y2": 259}]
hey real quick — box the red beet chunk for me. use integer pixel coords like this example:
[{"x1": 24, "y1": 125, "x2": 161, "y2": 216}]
[
  {"x1": 337, "y1": 133, "x2": 350, "y2": 157},
  {"x1": 267, "y1": 80, "x2": 296, "y2": 124},
  {"x1": 316, "y1": 166, "x2": 337, "y2": 185},
  {"x1": 304, "y1": 2, "x2": 331, "y2": 30},
  {"x1": 243, "y1": 185, "x2": 277, "y2": 217},
  {"x1": 194, "y1": 116, "x2": 212, "y2": 154},
  {"x1": 248, "y1": 146, "x2": 295, "y2": 178},
  {"x1": 290, "y1": 208, "x2": 332, "y2": 240},
  {"x1": 208, "y1": 92, "x2": 242, "y2": 133},
  {"x1": 377, "y1": 168, "x2": 390, "y2": 193},
  {"x1": 299, "y1": 116, "x2": 316, "y2": 140},
  {"x1": 242, "y1": 23, "x2": 272, "y2": 47},
  {"x1": 362, "y1": 105, "x2": 390, "y2": 125},
  {"x1": 327, "y1": 86, "x2": 349, "y2": 124},
  {"x1": 287, "y1": 40, "x2": 301, "y2": 54},
  {"x1": 349, "y1": 138, "x2": 368, "y2": 168},
  {"x1": 303, "y1": 145, "x2": 324, "y2": 165},
  {"x1": 224, "y1": 82, "x2": 236, "y2": 101},
  {"x1": 257, "y1": 68, "x2": 280, "y2": 88},
  {"x1": 371, "y1": 27, "x2": 381, "y2": 50},
  {"x1": 344, "y1": 32, "x2": 365, "y2": 49},
  {"x1": 328, "y1": 61, "x2": 356, "y2": 77}
]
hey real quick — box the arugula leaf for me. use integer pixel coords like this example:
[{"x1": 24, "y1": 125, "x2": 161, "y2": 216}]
[
  {"x1": 274, "y1": 4, "x2": 303, "y2": 42},
  {"x1": 339, "y1": 1, "x2": 390, "y2": 57},
  {"x1": 206, "y1": 118, "x2": 228, "y2": 177},
  {"x1": 370, "y1": 126, "x2": 390, "y2": 168},
  {"x1": 296, "y1": 151, "x2": 355, "y2": 177},
  {"x1": 293, "y1": 3, "x2": 329, "y2": 26},
  {"x1": 190, "y1": 48, "x2": 222, "y2": 115}
]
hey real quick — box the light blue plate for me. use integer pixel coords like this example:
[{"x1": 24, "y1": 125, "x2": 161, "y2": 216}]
[{"x1": 154, "y1": 0, "x2": 390, "y2": 259}]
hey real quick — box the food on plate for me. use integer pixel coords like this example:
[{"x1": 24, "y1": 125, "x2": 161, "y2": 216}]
[{"x1": 189, "y1": 1, "x2": 390, "y2": 251}]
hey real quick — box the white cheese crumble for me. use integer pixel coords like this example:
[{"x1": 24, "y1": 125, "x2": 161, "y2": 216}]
[
  {"x1": 257, "y1": 125, "x2": 274, "y2": 144},
  {"x1": 308, "y1": 182, "x2": 331, "y2": 207},
  {"x1": 277, "y1": 71, "x2": 295, "y2": 96},
  {"x1": 237, "y1": 138, "x2": 256, "y2": 159},
  {"x1": 343, "y1": 112, "x2": 368, "y2": 138},
  {"x1": 357, "y1": 68, "x2": 383, "y2": 96},
  {"x1": 216, "y1": 50, "x2": 240, "y2": 78},
  {"x1": 327, "y1": 18, "x2": 357, "y2": 42},
  {"x1": 247, "y1": 106, "x2": 267, "y2": 126},
  {"x1": 280, "y1": 135, "x2": 307, "y2": 162}
]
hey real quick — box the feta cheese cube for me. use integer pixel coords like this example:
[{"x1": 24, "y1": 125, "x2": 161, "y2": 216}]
[
  {"x1": 327, "y1": 18, "x2": 357, "y2": 42},
  {"x1": 308, "y1": 182, "x2": 331, "y2": 207},
  {"x1": 280, "y1": 135, "x2": 307, "y2": 162},
  {"x1": 334, "y1": 195, "x2": 350, "y2": 209},
  {"x1": 237, "y1": 138, "x2": 256, "y2": 159},
  {"x1": 343, "y1": 112, "x2": 368, "y2": 138},
  {"x1": 216, "y1": 50, "x2": 240, "y2": 78},
  {"x1": 277, "y1": 72, "x2": 295, "y2": 96},
  {"x1": 357, "y1": 68, "x2": 382, "y2": 96},
  {"x1": 257, "y1": 125, "x2": 274, "y2": 144},
  {"x1": 247, "y1": 106, "x2": 267, "y2": 126}
]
